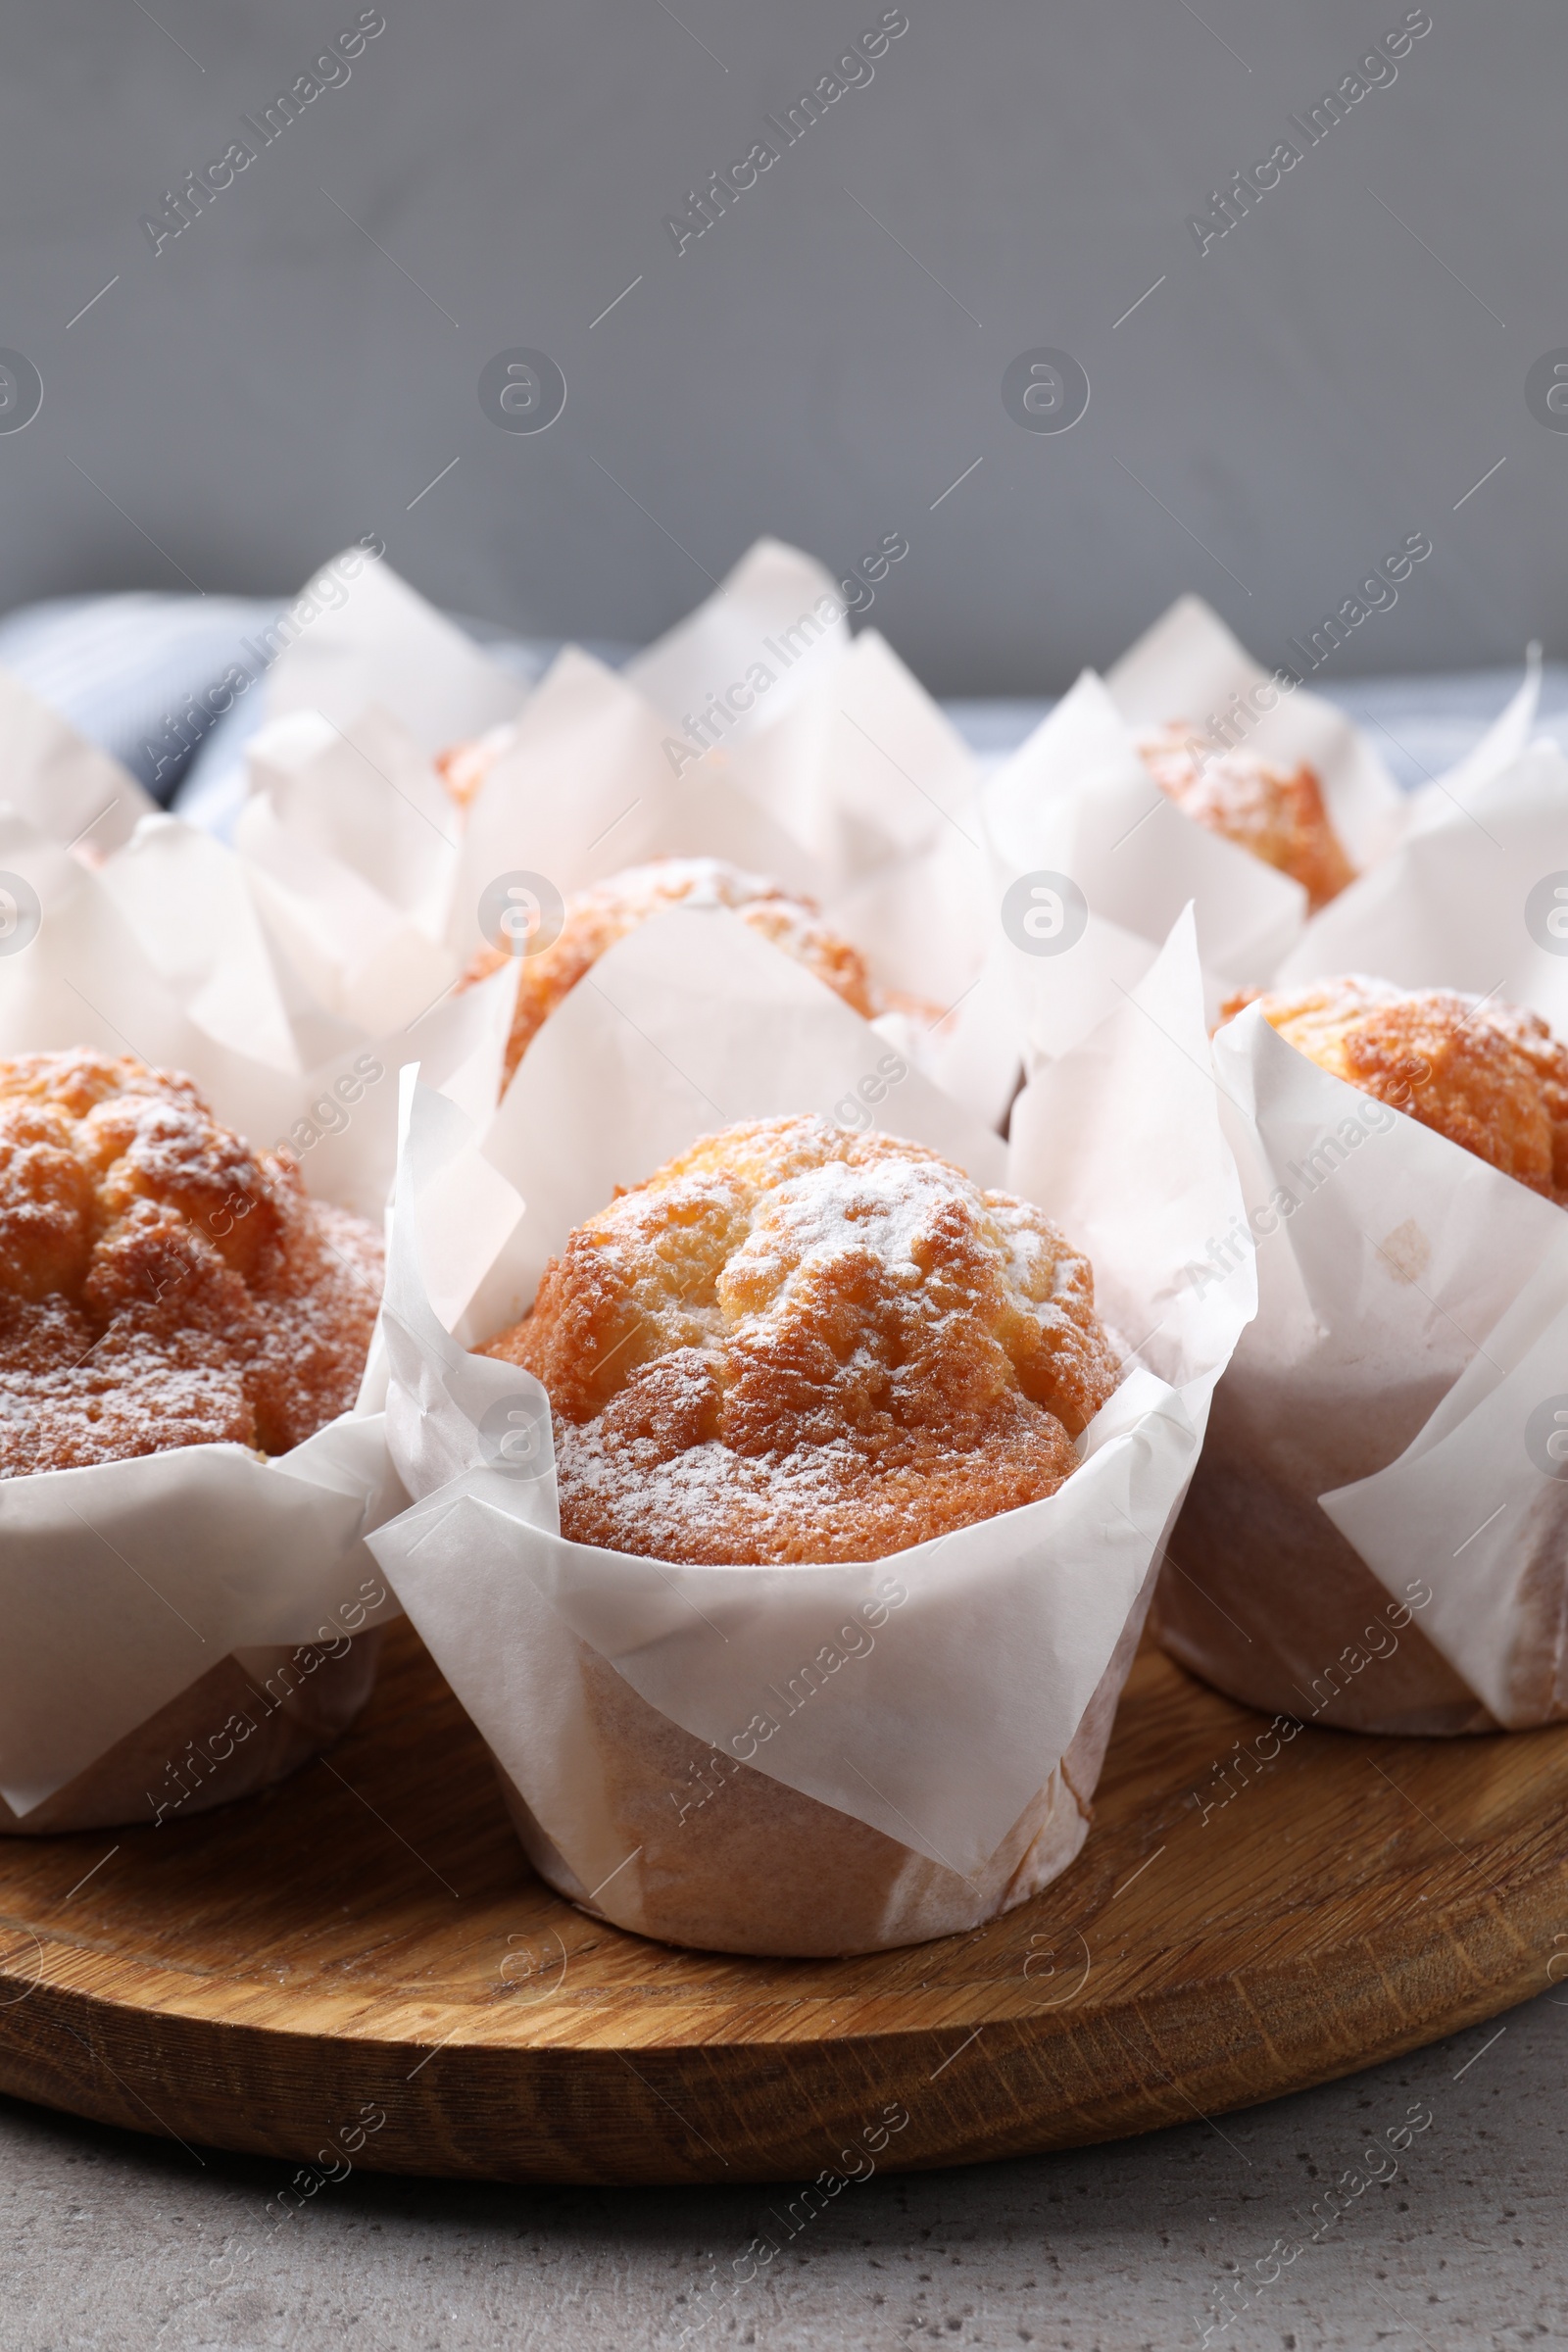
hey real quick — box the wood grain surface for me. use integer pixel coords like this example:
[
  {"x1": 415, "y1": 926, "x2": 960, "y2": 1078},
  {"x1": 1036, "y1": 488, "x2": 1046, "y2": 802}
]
[{"x1": 0, "y1": 1615, "x2": 1562, "y2": 2185}]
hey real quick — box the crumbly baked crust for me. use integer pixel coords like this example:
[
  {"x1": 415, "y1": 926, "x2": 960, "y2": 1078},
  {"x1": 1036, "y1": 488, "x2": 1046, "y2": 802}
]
[
  {"x1": 461, "y1": 858, "x2": 879, "y2": 1088},
  {"x1": 482, "y1": 1114, "x2": 1120, "y2": 1564},
  {"x1": 1224, "y1": 976, "x2": 1568, "y2": 1200},
  {"x1": 1139, "y1": 722, "x2": 1355, "y2": 911},
  {"x1": 0, "y1": 1051, "x2": 383, "y2": 1477}
]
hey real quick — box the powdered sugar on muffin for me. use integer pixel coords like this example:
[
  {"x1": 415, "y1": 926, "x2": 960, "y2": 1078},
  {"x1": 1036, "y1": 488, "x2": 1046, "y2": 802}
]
[
  {"x1": 482, "y1": 1113, "x2": 1120, "y2": 1563},
  {"x1": 1222, "y1": 976, "x2": 1568, "y2": 1201},
  {"x1": 0, "y1": 1051, "x2": 384, "y2": 1476},
  {"x1": 1139, "y1": 722, "x2": 1355, "y2": 911}
]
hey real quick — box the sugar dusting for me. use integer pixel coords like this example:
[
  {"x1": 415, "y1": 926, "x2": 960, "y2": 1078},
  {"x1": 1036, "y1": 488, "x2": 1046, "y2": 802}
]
[
  {"x1": 1139, "y1": 721, "x2": 1355, "y2": 911},
  {"x1": 485, "y1": 1114, "x2": 1122, "y2": 1565},
  {"x1": 0, "y1": 1051, "x2": 384, "y2": 1478},
  {"x1": 1231, "y1": 977, "x2": 1568, "y2": 1204}
]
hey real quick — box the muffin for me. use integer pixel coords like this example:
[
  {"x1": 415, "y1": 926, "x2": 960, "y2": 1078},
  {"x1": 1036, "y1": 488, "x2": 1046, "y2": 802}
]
[
  {"x1": 0, "y1": 1050, "x2": 383, "y2": 1476},
  {"x1": 0, "y1": 1051, "x2": 388, "y2": 1834},
  {"x1": 1159, "y1": 979, "x2": 1568, "y2": 1737},
  {"x1": 475, "y1": 1114, "x2": 1128, "y2": 1951},
  {"x1": 462, "y1": 858, "x2": 883, "y2": 1089},
  {"x1": 1222, "y1": 977, "x2": 1568, "y2": 1201},
  {"x1": 1139, "y1": 722, "x2": 1355, "y2": 911},
  {"x1": 482, "y1": 1113, "x2": 1120, "y2": 1561}
]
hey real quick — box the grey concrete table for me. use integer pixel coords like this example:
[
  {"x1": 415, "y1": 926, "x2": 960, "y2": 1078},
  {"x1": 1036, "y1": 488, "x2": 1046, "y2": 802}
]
[{"x1": 2, "y1": 1984, "x2": 1562, "y2": 2350}]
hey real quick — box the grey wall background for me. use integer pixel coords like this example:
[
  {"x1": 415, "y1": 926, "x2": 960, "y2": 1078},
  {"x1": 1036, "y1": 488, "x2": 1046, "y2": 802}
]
[{"x1": 0, "y1": 0, "x2": 1560, "y2": 694}]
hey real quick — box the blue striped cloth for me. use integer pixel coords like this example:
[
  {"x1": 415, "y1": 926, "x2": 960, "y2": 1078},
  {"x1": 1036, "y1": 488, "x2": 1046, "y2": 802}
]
[{"x1": 0, "y1": 592, "x2": 1560, "y2": 825}]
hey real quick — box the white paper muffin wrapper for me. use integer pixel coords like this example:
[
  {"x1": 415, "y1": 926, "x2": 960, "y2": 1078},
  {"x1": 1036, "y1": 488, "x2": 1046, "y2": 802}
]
[
  {"x1": 365, "y1": 906, "x2": 1253, "y2": 1932},
  {"x1": 0, "y1": 803, "x2": 511, "y2": 1223},
  {"x1": 0, "y1": 715, "x2": 426, "y2": 1817},
  {"x1": 266, "y1": 548, "x2": 530, "y2": 756},
  {"x1": 1106, "y1": 592, "x2": 1411, "y2": 869},
  {"x1": 240, "y1": 539, "x2": 990, "y2": 1066},
  {"x1": 1170, "y1": 1003, "x2": 1568, "y2": 1729},
  {"x1": 0, "y1": 1421, "x2": 404, "y2": 1818},
  {"x1": 0, "y1": 664, "x2": 156, "y2": 858},
  {"x1": 980, "y1": 596, "x2": 1536, "y2": 1073},
  {"x1": 1273, "y1": 738, "x2": 1568, "y2": 1031}
]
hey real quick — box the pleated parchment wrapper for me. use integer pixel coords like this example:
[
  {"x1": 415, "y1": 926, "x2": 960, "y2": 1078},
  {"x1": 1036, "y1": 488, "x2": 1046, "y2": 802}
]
[
  {"x1": 1271, "y1": 737, "x2": 1568, "y2": 1029},
  {"x1": 240, "y1": 535, "x2": 1002, "y2": 1119},
  {"x1": 363, "y1": 903, "x2": 1253, "y2": 1956},
  {"x1": 975, "y1": 595, "x2": 1536, "y2": 1071},
  {"x1": 0, "y1": 702, "x2": 514, "y2": 1833},
  {"x1": 1158, "y1": 1001, "x2": 1568, "y2": 1737}
]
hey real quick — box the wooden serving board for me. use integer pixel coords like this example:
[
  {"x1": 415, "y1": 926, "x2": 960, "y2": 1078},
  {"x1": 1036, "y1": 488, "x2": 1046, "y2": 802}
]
[{"x1": 0, "y1": 1615, "x2": 1563, "y2": 2185}]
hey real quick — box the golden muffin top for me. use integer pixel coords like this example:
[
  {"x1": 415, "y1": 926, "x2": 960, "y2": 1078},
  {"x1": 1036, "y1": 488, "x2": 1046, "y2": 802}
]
[
  {"x1": 483, "y1": 1113, "x2": 1120, "y2": 1564},
  {"x1": 1140, "y1": 722, "x2": 1355, "y2": 911},
  {"x1": 1223, "y1": 977, "x2": 1568, "y2": 1201},
  {"x1": 0, "y1": 1051, "x2": 383, "y2": 1476}
]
